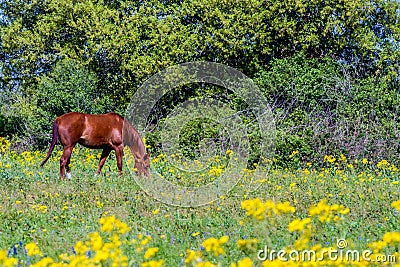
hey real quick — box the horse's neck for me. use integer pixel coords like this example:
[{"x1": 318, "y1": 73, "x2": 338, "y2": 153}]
[
  {"x1": 133, "y1": 137, "x2": 146, "y2": 159},
  {"x1": 128, "y1": 126, "x2": 146, "y2": 158}
]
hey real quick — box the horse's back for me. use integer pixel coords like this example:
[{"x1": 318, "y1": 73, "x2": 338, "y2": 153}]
[
  {"x1": 85, "y1": 113, "x2": 124, "y2": 130},
  {"x1": 56, "y1": 112, "x2": 123, "y2": 127},
  {"x1": 56, "y1": 112, "x2": 124, "y2": 148}
]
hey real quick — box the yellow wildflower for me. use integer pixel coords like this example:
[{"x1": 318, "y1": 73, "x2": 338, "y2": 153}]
[
  {"x1": 141, "y1": 259, "x2": 164, "y2": 267},
  {"x1": 377, "y1": 159, "x2": 390, "y2": 168},
  {"x1": 289, "y1": 150, "x2": 299, "y2": 158},
  {"x1": 100, "y1": 215, "x2": 116, "y2": 233},
  {"x1": 208, "y1": 166, "x2": 223, "y2": 176},
  {"x1": 144, "y1": 247, "x2": 159, "y2": 259},
  {"x1": 347, "y1": 163, "x2": 354, "y2": 169},
  {"x1": 93, "y1": 249, "x2": 109, "y2": 262},
  {"x1": 116, "y1": 220, "x2": 130, "y2": 234},
  {"x1": 185, "y1": 249, "x2": 202, "y2": 264},
  {"x1": 368, "y1": 240, "x2": 387, "y2": 252},
  {"x1": 87, "y1": 232, "x2": 103, "y2": 251},
  {"x1": 382, "y1": 232, "x2": 400, "y2": 244},
  {"x1": 230, "y1": 257, "x2": 253, "y2": 267},
  {"x1": 74, "y1": 241, "x2": 88, "y2": 255},
  {"x1": 275, "y1": 201, "x2": 296, "y2": 214},
  {"x1": 236, "y1": 239, "x2": 258, "y2": 252},
  {"x1": 25, "y1": 242, "x2": 43, "y2": 256},
  {"x1": 99, "y1": 215, "x2": 130, "y2": 234},
  {"x1": 0, "y1": 249, "x2": 18, "y2": 267},
  {"x1": 0, "y1": 138, "x2": 11, "y2": 153},
  {"x1": 202, "y1": 236, "x2": 229, "y2": 256},
  {"x1": 192, "y1": 232, "x2": 200, "y2": 237},
  {"x1": 196, "y1": 261, "x2": 216, "y2": 267},
  {"x1": 288, "y1": 218, "x2": 311, "y2": 232},
  {"x1": 152, "y1": 209, "x2": 159, "y2": 215},
  {"x1": 324, "y1": 155, "x2": 336, "y2": 163},
  {"x1": 30, "y1": 257, "x2": 53, "y2": 267},
  {"x1": 309, "y1": 199, "x2": 349, "y2": 222},
  {"x1": 241, "y1": 198, "x2": 266, "y2": 220},
  {"x1": 391, "y1": 200, "x2": 400, "y2": 211}
]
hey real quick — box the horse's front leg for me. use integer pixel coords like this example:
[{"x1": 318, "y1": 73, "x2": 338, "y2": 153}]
[
  {"x1": 95, "y1": 148, "x2": 112, "y2": 175},
  {"x1": 114, "y1": 145, "x2": 124, "y2": 176}
]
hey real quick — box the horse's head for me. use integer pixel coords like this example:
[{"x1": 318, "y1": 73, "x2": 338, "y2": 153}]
[{"x1": 134, "y1": 153, "x2": 150, "y2": 177}]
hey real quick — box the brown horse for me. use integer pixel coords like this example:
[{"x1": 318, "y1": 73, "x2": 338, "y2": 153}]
[{"x1": 40, "y1": 112, "x2": 150, "y2": 179}]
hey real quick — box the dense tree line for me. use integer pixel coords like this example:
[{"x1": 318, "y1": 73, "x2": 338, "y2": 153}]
[{"x1": 0, "y1": 0, "x2": 399, "y2": 165}]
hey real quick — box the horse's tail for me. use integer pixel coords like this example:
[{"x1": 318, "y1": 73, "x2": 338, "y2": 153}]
[{"x1": 40, "y1": 119, "x2": 59, "y2": 167}]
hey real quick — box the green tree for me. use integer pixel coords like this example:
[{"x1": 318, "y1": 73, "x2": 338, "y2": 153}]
[{"x1": 36, "y1": 58, "x2": 111, "y2": 117}]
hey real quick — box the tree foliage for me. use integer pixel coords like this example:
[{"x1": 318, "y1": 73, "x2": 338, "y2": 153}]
[
  {"x1": 36, "y1": 58, "x2": 111, "y2": 117},
  {"x1": 1, "y1": 0, "x2": 398, "y2": 102},
  {"x1": 256, "y1": 53, "x2": 400, "y2": 165}
]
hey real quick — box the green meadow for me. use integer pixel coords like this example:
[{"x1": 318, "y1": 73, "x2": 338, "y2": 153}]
[{"x1": 0, "y1": 138, "x2": 399, "y2": 266}]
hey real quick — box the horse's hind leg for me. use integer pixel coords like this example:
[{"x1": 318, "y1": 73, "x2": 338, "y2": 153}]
[
  {"x1": 95, "y1": 148, "x2": 112, "y2": 175},
  {"x1": 60, "y1": 145, "x2": 74, "y2": 179},
  {"x1": 65, "y1": 153, "x2": 73, "y2": 179}
]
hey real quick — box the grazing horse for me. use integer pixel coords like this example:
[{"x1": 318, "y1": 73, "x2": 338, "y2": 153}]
[{"x1": 40, "y1": 112, "x2": 150, "y2": 179}]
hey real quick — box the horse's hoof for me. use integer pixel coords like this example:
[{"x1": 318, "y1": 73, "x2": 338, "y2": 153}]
[{"x1": 66, "y1": 172, "x2": 72, "y2": 179}]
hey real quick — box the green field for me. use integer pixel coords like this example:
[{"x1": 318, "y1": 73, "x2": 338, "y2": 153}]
[{"x1": 0, "y1": 137, "x2": 399, "y2": 267}]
